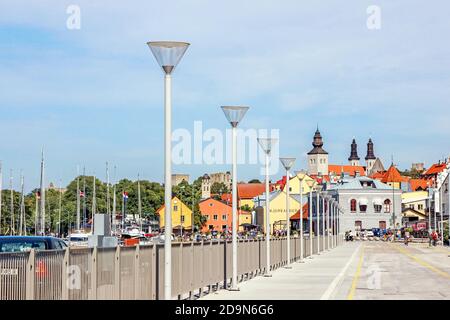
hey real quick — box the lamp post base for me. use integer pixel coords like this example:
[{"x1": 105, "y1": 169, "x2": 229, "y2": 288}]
[
  {"x1": 284, "y1": 266, "x2": 292, "y2": 269},
  {"x1": 263, "y1": 273, "x2": 272, "y2": 277},
  {"x1": 228, "y1": 287, "x2": 240, "y2": 291}
]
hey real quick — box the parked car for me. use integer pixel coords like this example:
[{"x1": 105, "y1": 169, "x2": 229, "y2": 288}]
[{"x1": 0, "y1": 236, "x2": 67, "y2": 253}]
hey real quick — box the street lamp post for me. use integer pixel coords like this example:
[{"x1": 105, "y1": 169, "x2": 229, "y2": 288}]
[
  {"x1": 316, "y1": 184, "x2": 323, "y2": 254},
  {"x1": 222, "y1": 106, "x2": 249, "y2": 290},
  {"x1": 280, "y1": 157, "x2": 296, "y2": 268},
  {"x1": 321, "y1": 192, "x2": 326, "y2": 251},
  {"x1": 326, "y1": 196, "x2": 332, "y2": 250},
  {"x1": 295, "y1": 170, "x2": 306, "y2": 263},
  {"x1": 147, "y1": 41, "x2": 189, "y2": 300},
  {"x1": 331, "y1": 201, "x2": 335, "y2": 248},
  {"x1": 258, "y1": 137, "x2": 278, "y2": 276},
  {"x1": 306, "y1": 179, "x2": 315, "y2": 258}
]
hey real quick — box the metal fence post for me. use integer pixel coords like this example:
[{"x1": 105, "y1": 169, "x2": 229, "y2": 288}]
[
  {"x1": 90, "y1": 247, "x2": 98, "y2": 300},
  {"x1": 25, "y1": 249, "x2": 35, "y2": 300},
  {"x1": 62, "y1": 247, "x2": 70, "y2": 300},
  {"x1": 114, "y1": 246, "x2": 121, "y2": 300},
  {"x1": 135, "y1": 245, "x2": 140, "y2": 300}
]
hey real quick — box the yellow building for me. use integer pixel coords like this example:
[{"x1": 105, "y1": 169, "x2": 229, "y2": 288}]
[
  {"x1": 402, "y1": 191, "x2": 428, "y2": 220},
  {"x1": 156, "y1": 196, "x2": 193, "y2": 231},
  {"x1": 286, "y1": 172, "x2": 316, "y2": 194},
  {"x1": 254, "y1": 190, "x2": 303, "y2": 233},
  {"x1": 238, "y1": 211, "x2": 252, "y2": 231}
]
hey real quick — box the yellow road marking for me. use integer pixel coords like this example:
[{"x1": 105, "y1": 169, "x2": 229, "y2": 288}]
[
  {"x1": 394, "y1": 245, "x2": 450, "y2": 280},
  {"x1": 347, "y1": 245, "x2": 365, "y2": 300},
  {"x1": 432, "y1": 246, "x2": 450, "y2": 255}
]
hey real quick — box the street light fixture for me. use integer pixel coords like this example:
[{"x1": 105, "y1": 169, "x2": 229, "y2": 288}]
[
  {"x1": 306, "y1": 179, "x2": 315, "y2": 258},
  {"x1": 258, "y1": 137, "x2": 278, "y2": 276},
  {"x1": 280, "y1": 157, "x2": 296, "y2": 268},
  {"x1": 222, "y1": 106, "x2": 249, "y2": 290},
  {"x1": 325, "y1": 194, "x2": 332, "y2": 251},
  {"x1": 147, "y1": 40, "x2": 190, "y2": 300},
  {"x1": 295, "y1": 170, "x2": 307, "y2": 262}
]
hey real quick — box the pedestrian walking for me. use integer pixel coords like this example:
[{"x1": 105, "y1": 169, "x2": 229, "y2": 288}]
[{"x1": 404, "y1": 230, "x2": 410, "y2": 246}]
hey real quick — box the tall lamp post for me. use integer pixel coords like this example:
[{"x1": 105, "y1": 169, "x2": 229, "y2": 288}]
[
  {"x1": 147, "y1": 40, "x2": 190, "y2": 300},
  {"x1": 295, "y1": 170, "x2": 307, "y2": 262},
  {"x1": 325, "y1": 195, "x2": 331, "y2": 250},
  {"x1": 280, "y1": 157, "x2": 296, "y2": 268},
  {"x1": 258, "y1": 137, "x2": 278, "y2": 276},
  {"x1": 306, "y1": 179, "x2": 315, "y2": 258},
  {"x1": 321, "y1": 191, "x2": 326, "y2": 251},
  {"x1": 316, "y1": 184, "x2": 323, "y2": 254},
  {"x1": 222, "y1": 106, "x2": 249, "y2": 290}
]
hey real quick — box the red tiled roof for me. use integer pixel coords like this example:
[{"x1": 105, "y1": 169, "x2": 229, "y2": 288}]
[
  {"x1": 409, "y1": 179, "x2": 430, "y2": 191},
  {"x1": 424, "y1": 163, "x2": 447, "y2": 176},
  {"x1": 381, "y1": 165, "x2": 408, "y2": 183},
  {"x1": 237, "y1": 183, "x2": 265, "y2": 199},
  {"x1": 328, "y1": 164, "x2": 366, "y2": 176},
  {"x1": 370, "y1": 171, "x2": 386, "y2": 180},
  {"x1": 290, "y1": 203, "x2": 309, "y2": 220}
]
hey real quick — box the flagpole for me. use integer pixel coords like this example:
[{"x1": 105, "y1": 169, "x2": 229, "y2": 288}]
[
  {"x1": 106, "y1": 162, "x2": 110, "y2": 216},
  {"x1": 92, "y1": 173, "x2": 96, "y2": 234},
  {"x1": 112, "y1": 165, "x2": 117, "y2": 235},
  {"x1": 39, "y1": 148, "x2": 45, "y2": 235},
  {"x1": 58, "y1": 179, "x2": 62, "y2": 237},
  {"x1": 10, "y1": 169, "x2": 14, "y2": 235},
  {"x1": 19, "y1": 171, "x2": 24, "y2": 236},
  {"x1": 83, "y1": 166, "x2": 86, "y2": 231},
  {"x1": 138, "y1": 174, "x2": 142, "y2": 231},
  {"x1": 0, "y1": 161, "x2": 3, "y2": 235},
  {"x1": 76, "y1": 166, "x2": 80, "y2": 231},
  {"x1": 34, "y1": 192, "x2": 38, "y2": 236}
]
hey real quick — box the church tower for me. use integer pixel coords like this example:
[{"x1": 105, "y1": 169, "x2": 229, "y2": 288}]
[
  {"x1": 307, "y1": 127, "x2": 329, "y2": 176},
  {"x1": 365, "y1": 138, "x2": 376, "y2": 175},
  {"x1": 348, "y1": 138, "x2": 360, "y2": 166},
  {"x1": 201, "y1": 174, "x2": 211, "y2": 199}
]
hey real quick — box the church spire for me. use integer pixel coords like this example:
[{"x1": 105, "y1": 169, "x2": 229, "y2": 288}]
[
  {"x1": 348, "y1": 138, "x2": 360, "y2": 161},
  {"x1": 365, "y1": 138, "x2": 376, "y2": 160}
]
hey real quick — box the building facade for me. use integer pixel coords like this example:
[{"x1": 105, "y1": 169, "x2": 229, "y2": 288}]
[
  {"x1": 156, "y1": 196, "x2": 193, "y2": 232},
  {"x1": 329, "y1": 176, "x2": 402, "y2": 233},
  {"x1": 171, "y1": 174, "x2": 190, "y2": 186}
]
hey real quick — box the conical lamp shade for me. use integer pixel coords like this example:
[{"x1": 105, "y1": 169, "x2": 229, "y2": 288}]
[
  {"x1": 221, "y1": 106, "x2": 249, "y2": 127},
  {"x1": 280, "y1": 157, "x2": 296, "y2": 170},
  {"x1": 257, "y1": 138, "x2": 278, "y2": 154},
  {"x1": 147, "y1": 41, "x2": 190, "y2": 74}
]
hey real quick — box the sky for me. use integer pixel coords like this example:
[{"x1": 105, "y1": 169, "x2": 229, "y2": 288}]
[{"x1": 1, "y1": 0, "x2": 449, "y2": 191}]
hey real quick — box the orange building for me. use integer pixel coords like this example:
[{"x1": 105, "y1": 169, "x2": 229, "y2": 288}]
[
  {"x1": 199, "y1": 198, "x2": 232, "y2": 233},
  {"x1": 199, "y1": 198, "x2": 251, "y2": 233}
]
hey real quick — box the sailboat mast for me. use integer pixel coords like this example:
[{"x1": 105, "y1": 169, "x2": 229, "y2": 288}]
[
  {"x1": 58, "y1": 179, "x2": 62, "y2": 237},
  {"x1": 106, "y1": 162, "x2": 110, "y2": 216},
  {"x1": 0, "y1": 161, "x2": 3, "y2": 235},
  {"x1": 19, "y1": 171, "x2": 24, "y2": 236},
  {"x1": 9, "y1": 169, "x2": 14, "y2": 235},
  {"x1": 91, "y1": 173, "x2": 96, "y2": 233},
  {"x1": 76, "y1": 165, "x2": 80, "y2": 231},
  {"x1": 82, "y1": 166, "x2": 86, "y2": 230},
  {"x1": 138, "y1": 173, "x2": 142, "y2": 230},
  {"x1": 39, "y1": 148, "x2": 45, "y2": 235}
]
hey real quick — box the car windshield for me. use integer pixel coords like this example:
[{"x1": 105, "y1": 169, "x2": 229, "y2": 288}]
[{"x1": 0, "y1": 240, "x2": 47, "y2": 252}]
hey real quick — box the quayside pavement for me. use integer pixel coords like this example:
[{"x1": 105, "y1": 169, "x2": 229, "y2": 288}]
[{"x1": 201, "y1": 241, "x2": 450, "y2": 300}]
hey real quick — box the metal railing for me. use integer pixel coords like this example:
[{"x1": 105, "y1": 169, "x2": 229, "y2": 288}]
[{"x1": 0, "y1": 235, "x2": 344, "y2": 300}]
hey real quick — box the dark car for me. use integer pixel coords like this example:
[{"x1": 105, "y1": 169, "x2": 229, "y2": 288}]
[{"x1": 0, "y1": 236, "x2": 67, "y2": 253}]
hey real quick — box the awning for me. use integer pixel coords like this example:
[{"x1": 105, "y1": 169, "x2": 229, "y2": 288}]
[
  {"x1": 359, "y1": 198, "x2": 368, "y2": 205},
  {"x1": 373, "y1": 198, "x2": 382, "y2": 205}
]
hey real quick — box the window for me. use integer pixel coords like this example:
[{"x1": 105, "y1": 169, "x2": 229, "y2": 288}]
[
  {"x1": 409, "y1": 204, "x2": 414, "y2": 209},
  {"x1": 209, "y1": 225, "x2": 214, "y2": 230},
  {"x1": 350, "y1": 199, "x2": 357, "y2": 213},
  {"x1": 374, "y1": 204, "x2": 382, "y2": 213},
  {"x1": 222, "y1": 225, "x2": 227, "y2": 230},
  {"x1": 173, "y1": 205, "x2": 178, "y2": 211},
  {"x1": 359, "y1": 204, "x2": 367, "y2": 213},
  {"x1": 213, "y1": 215, "x2": 218, "y2": 220},
  {"x1": 222, "y1": 214, "x2": 227, "y2": 220},
  {"x1": 181, "y1": 215, "x2": 185, "y2": 223},
  {"x1": 418, "y1": 204, "x2": 423, "y2": 211},
  {"x1": 384, "y1": 199, "x2": 391, "y2": 213},
  {"x1": 355, "y1": 221, "x2": 362, "y2": 231}
]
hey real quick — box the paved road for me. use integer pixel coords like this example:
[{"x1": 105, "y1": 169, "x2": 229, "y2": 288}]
[{"x1": 200, "y1": 241, "x2": 450, "y2": 300}]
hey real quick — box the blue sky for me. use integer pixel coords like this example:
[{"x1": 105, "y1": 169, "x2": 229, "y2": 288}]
[{"x1": 1, "y1": 0, "x2": 449, "y2": 191}]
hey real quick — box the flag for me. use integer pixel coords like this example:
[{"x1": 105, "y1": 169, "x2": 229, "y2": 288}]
[
  {"x1": 123, "y1": 192, "x2": 129, "y2": 200},
  {"x1": 80, "y1": 191, "x2": 85, "y2": 198}
]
